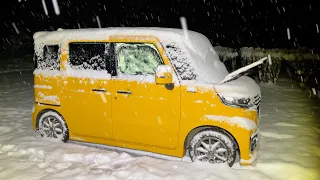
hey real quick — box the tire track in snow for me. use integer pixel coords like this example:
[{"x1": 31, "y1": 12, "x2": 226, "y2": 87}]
[
  {"x1": 274, "y1": 122, "x2": 300, "y2": 127},
  {"x1": 260, "y1": 131, "x2": 295, "y2": 139}
]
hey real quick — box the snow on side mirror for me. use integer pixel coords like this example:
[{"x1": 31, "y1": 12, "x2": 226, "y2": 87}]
[{"x1": 155, "y1": 65, "x2": 173, "y2": 84}]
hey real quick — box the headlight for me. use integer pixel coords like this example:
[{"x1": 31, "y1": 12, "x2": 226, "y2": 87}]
[
  {"x1": 224, "y1": 96, "x2": 234, "y2": 104},
  {"x1": 218, "y1": 95, "x2": 253, "y2": 108}
]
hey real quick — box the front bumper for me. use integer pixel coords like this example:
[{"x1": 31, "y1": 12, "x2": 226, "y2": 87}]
[
  {"x1": 240, "y1": 149, "x2": 258, "y2": 165},
  {"x1": 241, "y1": 128, "x2": 260, "y2": 165},
  {"x1": 250, "y1": 128, "x2": 259, "y2": 153}
]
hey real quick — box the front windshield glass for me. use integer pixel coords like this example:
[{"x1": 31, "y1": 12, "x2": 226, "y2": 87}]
[{"x1": 163, "y1": 33, "x2": 229, "y2": 84}]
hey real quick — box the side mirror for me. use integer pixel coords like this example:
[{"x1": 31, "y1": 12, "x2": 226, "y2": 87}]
[{"x1": 155, "y1": 65, "x2": 173, "y2": 84}]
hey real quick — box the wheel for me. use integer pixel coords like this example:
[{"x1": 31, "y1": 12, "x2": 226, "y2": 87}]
[
  {"x1": 189, "y1": 129, "x2": 237, "y2": 167},
  {"x1": 38, "y1": 111, "x2": 69, "y2": 142}
]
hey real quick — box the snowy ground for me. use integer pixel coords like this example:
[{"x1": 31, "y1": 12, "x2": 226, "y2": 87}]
[{"x1": 0, "y1": 71, "x2": 319, "y2": 180}]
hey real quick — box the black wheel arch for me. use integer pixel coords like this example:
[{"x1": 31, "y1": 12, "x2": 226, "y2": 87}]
[
  {"x1": 184, "y1": 125, "x2": 239, "y2": 155},
  {"x1": 36, "y1": 108, "x2": 69, "y2": 142},
  {"x1": 36, "y1": 108, "x2": 68, "y2": 130}
]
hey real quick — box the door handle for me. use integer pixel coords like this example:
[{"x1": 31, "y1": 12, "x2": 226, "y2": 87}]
[
  {"x1": 117, "y1": 90, "x2": 132, "y2": 94},
  {"x1": 157, "y1": 75, "x2": 168, "y2": 78},
  {"x1": 92, "y1": 88, "x2": 106, "y2": 92}
]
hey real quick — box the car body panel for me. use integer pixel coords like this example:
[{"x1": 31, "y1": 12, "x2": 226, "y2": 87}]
[{"x1": 32, "y1": 29, "x2": 260, "y2": 165}]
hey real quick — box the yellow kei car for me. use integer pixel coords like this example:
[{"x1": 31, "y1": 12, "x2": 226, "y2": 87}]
[{"x1": 32, "y1": 27, "x2": 262, "y2": 167}]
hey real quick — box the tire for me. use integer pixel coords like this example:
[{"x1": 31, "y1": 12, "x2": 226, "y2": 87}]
[
  {"x1": 189, "y1": 129, "x2": 237, "y2": 167},
  {"x1": 38, "y1": 111, "x2": 69, "y2": 142}
]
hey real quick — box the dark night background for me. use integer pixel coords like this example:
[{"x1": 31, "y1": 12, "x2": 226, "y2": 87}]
[{"x1": 0, "y1": 0, "x2": 319, "y2": 55}]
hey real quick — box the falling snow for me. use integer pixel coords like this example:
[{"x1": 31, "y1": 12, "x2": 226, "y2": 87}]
[
  {"x1": 286, "y1": 28, "x2": 290, "y2": 40},
  {"x1": 180, "y1": 16, "x2": 188, "y2": 40},
  {"x1": 268, "y1": 54, "x2": 272, "y2": 65},
  {"x1": 42, "y1": 0, "x2": 48, "y2": 16},
  {"x1": 96, "y1": 16, "x2": 101, "y2": 28},
  {"x1": 52, "y1": 0, "x2": 60, "y2": 15},
  {"x1": 11, "y1": 22, "x2": 20, "y2": 34}
]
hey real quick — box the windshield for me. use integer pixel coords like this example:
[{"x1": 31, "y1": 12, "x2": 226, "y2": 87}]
[
  {"x1": 163, "y1": 32, "x2": 229, "y2": 84},
  {"x1": 185, "y1": 43, "x2": 229, "y2": 84}
]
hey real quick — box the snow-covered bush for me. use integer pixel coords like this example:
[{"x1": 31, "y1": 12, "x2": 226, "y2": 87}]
[
  {"x1": 213, "y1": 46, "x2": 239, "y2": 62},
  {"x1": 213, "y1": 46, "x2": 238, "y2": 72},
  {"x1": 214, "y1": 46, "x2": 320, "y2": 84}
]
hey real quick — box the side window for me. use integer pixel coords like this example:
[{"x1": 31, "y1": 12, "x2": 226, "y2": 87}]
[
  {"x1": 69, "y1": 42, "x2": 111, "y2": 71},
  {"x1": 115, "y1": 43, "x2": 162, "y2": 75},
  {"x1": 37, "y1": 45, "x2": 60, "y2": 70}
]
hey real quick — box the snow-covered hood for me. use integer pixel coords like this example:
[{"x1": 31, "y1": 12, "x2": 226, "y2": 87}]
[
  {"x1": 212, "y1": 57, "x2": 266, "y2": 105},
  {"x1": 213, "y1": 76, "x2": 261, "y2": 104}
]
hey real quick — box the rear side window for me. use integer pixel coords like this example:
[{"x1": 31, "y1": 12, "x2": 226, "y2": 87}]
[
  {"x1": 69, "y1": 43, "x2": 111, "y2": 71},
  {"x1": 37, "y1": 45, "x2": 60, "y2": 70}
]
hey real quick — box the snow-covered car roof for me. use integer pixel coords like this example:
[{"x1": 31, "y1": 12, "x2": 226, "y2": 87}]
[
  {"x1": 34, "y1": 27, "x2": 195, "y2": 43},
  {"x1": 34, "y1": 27, "x2": 206, "y2": 56},
  {"x1": 34, "y1": 27, "x2": 229, "y2": 83}
]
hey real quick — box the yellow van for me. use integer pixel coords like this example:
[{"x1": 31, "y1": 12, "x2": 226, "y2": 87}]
[{"x1": 32, "y1": 27, "x2": 263, "y2": 167}]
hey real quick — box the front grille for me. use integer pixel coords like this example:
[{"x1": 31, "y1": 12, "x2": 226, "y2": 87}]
[
  {"x1": 254, "y1": 94, "x2": 261, "y2": 127},
  {"x1": 253, "y1": 94, "x2": 261, "y2": 107}
]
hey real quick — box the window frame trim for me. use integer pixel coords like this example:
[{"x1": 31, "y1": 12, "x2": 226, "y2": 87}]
[{"x1": 63, "y1": 37, "x2": 181, "y2": 84}]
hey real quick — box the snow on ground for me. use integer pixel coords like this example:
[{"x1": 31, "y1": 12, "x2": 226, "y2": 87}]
[{"x1": 0, "y1": 71, "x2": 319, "y2": 180}]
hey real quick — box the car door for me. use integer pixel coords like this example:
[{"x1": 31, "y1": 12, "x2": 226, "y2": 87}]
[
  {"x1": 63, "y1": 42, "x2": 113, "y2": 139},
  {"x1": 111, "y1": 42, "x2": 181, "y2": 149}
]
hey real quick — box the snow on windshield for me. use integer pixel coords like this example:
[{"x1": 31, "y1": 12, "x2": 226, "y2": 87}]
[
  {"x1": 163, "y1": 42, "x2": 197, "y2": 80},
  {"x1": 163, "y1": 32, "x2": 229, "y2": 84}
]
